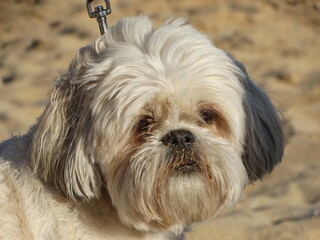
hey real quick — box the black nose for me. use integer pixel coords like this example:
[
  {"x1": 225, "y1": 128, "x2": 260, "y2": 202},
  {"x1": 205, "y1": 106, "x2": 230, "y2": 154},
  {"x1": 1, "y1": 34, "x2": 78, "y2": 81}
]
[{"x1": 161, "y1": 129, "x2": 195, "y2": 147}]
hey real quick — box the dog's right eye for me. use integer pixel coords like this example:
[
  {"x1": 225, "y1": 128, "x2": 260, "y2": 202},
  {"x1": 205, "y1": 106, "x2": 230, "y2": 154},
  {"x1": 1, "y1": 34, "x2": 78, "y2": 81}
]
[
  {"x1": 200, "y1": 108, "x2": 218, "y2": 124},
  {"x1": 136, "y1": 116, "x2": 156, "y2": 132}
]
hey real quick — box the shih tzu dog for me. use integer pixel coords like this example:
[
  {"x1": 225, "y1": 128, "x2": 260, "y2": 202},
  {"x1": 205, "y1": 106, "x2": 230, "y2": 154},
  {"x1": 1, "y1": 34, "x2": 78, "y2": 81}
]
[{"x1": 0, "y1": 16, "x2": 283, "y2": 240}]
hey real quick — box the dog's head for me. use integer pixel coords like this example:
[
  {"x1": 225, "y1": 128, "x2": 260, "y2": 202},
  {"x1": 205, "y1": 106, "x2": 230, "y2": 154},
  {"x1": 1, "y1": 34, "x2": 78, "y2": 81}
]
[{"x1": 30, "y1": 16, "x2": 283, "y2": 232}]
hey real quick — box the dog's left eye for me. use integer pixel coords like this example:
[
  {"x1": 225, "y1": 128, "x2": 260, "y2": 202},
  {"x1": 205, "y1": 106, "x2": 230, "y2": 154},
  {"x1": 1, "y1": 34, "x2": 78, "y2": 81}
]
[
  {"x1": 200, "y1": 108, "x2": 217, "y2": 124},
  {"x1": 136, "y1": 115, "x2": 156, "y2": 132}
]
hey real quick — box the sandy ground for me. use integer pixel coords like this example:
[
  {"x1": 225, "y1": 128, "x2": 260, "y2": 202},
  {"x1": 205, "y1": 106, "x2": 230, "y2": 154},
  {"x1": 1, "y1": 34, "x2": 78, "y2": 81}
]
[{"x1": 1, "y1": 0, "x2": 320, "y2": 239}]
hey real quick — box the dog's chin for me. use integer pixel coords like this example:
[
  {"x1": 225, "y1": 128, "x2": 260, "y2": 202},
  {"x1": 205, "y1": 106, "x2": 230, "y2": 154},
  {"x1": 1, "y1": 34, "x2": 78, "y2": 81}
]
[
  {"x1": 120, "y1": 175, "x2": 224, "y2": 233},
  {"x1": 107, "y1": 147, "x2": 229, "y2": 232}
]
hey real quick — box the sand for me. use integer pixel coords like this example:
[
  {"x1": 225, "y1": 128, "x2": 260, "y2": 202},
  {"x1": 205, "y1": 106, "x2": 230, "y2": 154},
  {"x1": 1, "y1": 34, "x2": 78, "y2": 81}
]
[{"x1": 1, "y1": 0, "x2": 319, "y2": 239}]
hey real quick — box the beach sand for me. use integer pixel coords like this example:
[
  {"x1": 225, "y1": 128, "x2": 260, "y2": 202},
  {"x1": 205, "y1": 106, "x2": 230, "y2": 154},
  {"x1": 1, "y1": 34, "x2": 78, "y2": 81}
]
[{"x1": 1, "y1": 0, "x2": 319, "y2": 239}]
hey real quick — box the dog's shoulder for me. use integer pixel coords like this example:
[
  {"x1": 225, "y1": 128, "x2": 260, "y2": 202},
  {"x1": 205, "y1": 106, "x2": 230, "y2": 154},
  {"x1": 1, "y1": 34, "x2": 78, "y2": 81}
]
[{"x1": 0, "y1": 134, "x2": 33, "y2": 184}]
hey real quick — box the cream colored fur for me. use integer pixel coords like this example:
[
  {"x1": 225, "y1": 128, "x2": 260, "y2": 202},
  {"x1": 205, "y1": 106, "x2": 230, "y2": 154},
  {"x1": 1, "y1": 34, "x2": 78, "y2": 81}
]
[{"x1": 0, "y1": 134, "x2": 174, "y2": 240}]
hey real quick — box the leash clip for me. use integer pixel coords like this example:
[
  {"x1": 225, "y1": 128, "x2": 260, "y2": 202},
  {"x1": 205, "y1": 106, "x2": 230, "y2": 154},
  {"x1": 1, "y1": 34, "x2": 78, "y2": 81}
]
[{"x1": 86, "y1": 0, "x2": 112, "y2": 35}]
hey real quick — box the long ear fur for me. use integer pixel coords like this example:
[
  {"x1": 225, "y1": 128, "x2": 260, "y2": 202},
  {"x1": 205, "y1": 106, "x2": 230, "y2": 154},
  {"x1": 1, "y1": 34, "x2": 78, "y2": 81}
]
[
  {"x1": 29, "y1": 45, "x2": 104, "y2": 202},
  {"x1": 29, "y1": 16, "x2": 157, "y2": 201},
  {"x1": 233, "y1": 59, "x2": 284, "y2": 181}
]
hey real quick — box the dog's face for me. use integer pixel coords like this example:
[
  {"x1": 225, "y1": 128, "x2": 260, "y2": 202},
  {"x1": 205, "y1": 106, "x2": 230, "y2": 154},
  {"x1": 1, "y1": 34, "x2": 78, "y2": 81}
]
[{"x1": 29, "y1": 16, "x2": 283, "y2": 232}]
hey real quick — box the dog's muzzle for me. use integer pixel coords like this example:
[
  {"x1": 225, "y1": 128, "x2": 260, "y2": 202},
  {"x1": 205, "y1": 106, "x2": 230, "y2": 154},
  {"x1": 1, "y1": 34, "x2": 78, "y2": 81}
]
[{"x1": 161, "y1": 129, "x2": 201, "y2": 174}]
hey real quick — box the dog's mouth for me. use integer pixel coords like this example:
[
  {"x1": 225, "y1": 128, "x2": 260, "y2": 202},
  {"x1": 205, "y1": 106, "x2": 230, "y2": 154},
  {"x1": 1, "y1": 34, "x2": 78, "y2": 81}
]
[
  {"x1": 174, "y1": 159, "x2": 201, "y2": 174},
  {"x1": 165, "y1": 144, "x2": 204, "y2": 175}
]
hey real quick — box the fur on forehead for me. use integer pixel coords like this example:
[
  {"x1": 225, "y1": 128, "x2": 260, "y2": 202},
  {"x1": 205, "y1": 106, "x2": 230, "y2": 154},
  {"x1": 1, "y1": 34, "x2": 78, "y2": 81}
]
[{"x1": 77, "y1": 15, "x2": 244, "y2": 85}]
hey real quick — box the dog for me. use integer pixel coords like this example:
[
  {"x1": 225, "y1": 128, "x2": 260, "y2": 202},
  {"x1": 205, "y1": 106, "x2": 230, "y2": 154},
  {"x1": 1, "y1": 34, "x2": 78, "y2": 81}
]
[{"x1": 0, "y1": 16, "x2": 284, "y2": 240}]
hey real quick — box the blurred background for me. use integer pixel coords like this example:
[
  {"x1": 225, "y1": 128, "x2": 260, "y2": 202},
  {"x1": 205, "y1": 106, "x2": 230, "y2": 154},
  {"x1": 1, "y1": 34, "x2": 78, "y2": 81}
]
[{"x1": 0, "y1": 0, "x2": 319, "y2": 239}]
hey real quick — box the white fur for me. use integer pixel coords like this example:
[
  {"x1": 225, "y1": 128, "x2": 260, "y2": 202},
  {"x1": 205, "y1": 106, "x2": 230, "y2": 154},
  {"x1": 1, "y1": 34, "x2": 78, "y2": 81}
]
[{"x1": 0, "y1": 16, "x2": 283, "y2": 240}]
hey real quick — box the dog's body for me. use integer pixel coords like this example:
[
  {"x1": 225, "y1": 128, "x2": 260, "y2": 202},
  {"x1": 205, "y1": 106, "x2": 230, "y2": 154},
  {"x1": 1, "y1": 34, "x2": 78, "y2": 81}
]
[{"x1": 0, "y1": 16, "x2": 283, "y2": 240}]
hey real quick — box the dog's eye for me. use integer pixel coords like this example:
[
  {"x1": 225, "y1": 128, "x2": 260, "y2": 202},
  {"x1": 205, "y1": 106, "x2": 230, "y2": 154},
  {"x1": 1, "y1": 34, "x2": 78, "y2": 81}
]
[
  {"x1": 200, "y1": 108, "x2": 217, "y2": 124},
  {"x1": 136, "y1": 115, "x2": 156, "y2": 132}
]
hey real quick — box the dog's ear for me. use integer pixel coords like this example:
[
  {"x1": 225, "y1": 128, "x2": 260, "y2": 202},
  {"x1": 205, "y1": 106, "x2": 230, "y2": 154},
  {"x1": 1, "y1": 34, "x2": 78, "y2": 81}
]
[
  {"x1": 29, "y1": 46, "x2": 103, "y2": 202},
  {"x1": 233, "y1": 59, "x2": 284, "y2": 181}
]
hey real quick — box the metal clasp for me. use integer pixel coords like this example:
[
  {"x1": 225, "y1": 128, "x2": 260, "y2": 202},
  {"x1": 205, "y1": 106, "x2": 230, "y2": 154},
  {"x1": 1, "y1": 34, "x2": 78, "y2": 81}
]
[{"x1": 86, "y1": 0, "x2": 112, "y2": 35}]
